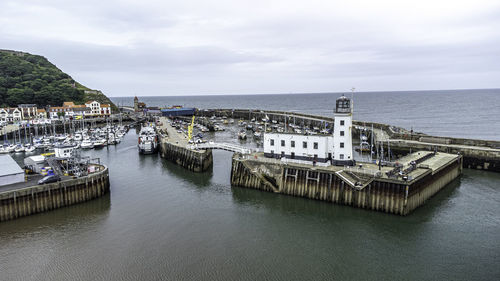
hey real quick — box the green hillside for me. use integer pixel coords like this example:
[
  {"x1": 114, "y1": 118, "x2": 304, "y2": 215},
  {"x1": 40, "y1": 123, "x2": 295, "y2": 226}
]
[{"x1": 0, "y1": 49, "x2": 116, "y2": 110}]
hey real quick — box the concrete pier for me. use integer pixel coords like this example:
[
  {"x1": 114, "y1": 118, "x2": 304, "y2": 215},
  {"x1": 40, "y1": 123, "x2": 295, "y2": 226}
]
[
  {"x1": 0, "y1": 165, "x2": 110, "y2": 222},
  {"x1": 157, "y1": 117, "x2": 213, "y2": 172},
  {"x1": 231, "y1": 151, "x2": 462, "y2": 215}
]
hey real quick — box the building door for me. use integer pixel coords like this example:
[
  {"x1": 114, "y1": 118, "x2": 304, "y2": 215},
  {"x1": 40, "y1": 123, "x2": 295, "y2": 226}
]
[
  {"x1": 291, "y1": 152, "x2": 295, "y2": 159},
  {"x1": 328, "y1": 153, "x2": 332, "y2": 161},
  {"x1": 281, "y1": 151, "x2": 285, "y2": 158}
]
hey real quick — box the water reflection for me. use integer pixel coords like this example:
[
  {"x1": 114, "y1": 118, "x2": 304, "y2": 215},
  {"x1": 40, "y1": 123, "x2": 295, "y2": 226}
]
[
  {"x1": 230, "y1": 175, "x2": 462, "y2": 227},
  {"x1": 160, "y1": 157, "x2": 213, "y2": 187},
  {"x1": 0, "y1": 193, "x2": 111, "y2": 237}
]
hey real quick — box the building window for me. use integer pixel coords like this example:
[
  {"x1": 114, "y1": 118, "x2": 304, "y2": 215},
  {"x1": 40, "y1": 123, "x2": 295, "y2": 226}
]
[
  {"x1": 291, "y1": 141, "x2": 295, "y2": 148},
  {"x1": 303, "y1": 141, "x2": 307, "y2": 149},
  {"x1": 281, "y1": 140, "x2": 285, "y2": 147},
  {"x1": 340, "y1": 120, "x2": 345, "y2": 126},
  {"x1": 313, "y1": 142, "x2": 318, "y2": 149},
  {"x1": 340, "y1": 154, "x2": 344, "y2": 160},
  {"x1": 340, "y1": 131, "x2": 344, "y2": 136},
  {"x1": 270, "y1": 139, "x2": 274, "y2": 146},
  {"x1": 314, "y1": 154, "x2": 318, "y2": 159},
  {"x1": 271, "y1": 150, "x2": 274, "y2": 156},
  {"x1": 281, "y1": 151, "x2": 285, "y2": 158},
  {"x1": 340, "y1": 142, "x2": 344, "y2": 148}
]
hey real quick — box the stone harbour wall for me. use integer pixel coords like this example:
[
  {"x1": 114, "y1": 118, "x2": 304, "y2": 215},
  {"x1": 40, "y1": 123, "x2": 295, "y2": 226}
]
[{"x1": 0, "y1": 165, "x2": 110, "y2": 222}]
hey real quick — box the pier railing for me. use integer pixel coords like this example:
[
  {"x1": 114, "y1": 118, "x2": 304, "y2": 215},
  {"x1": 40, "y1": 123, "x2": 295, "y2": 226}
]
[
  {"x1": 238, "y1": 154, "x2": 331, "y2": 167},
  {"x1": 192, "y1": 142, "x2": 257, "y2": 154},
  {"x1": 343, "y1": 165, "x2": 383, "y2": 178}
]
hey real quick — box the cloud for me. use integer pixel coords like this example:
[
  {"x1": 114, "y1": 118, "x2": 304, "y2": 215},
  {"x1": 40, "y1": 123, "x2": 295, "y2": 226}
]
[{"x1": 1, "y1": 0, "x2": 499, "y2": 96}]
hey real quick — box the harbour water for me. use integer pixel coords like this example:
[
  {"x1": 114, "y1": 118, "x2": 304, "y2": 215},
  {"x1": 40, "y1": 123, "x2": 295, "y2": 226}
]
[{"x1": 1, "y1": 90, "x2": 500, "y2": 280}]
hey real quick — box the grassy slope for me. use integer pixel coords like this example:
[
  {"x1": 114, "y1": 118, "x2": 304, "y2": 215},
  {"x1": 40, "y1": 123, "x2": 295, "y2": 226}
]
[{"x1": 0, "y1": 49, "x2": 116, "y2": 110}]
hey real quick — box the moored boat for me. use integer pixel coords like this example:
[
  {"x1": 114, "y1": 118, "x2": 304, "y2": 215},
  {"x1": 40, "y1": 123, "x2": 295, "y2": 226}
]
[
  {"x1": 81, "y1": 139, "x2": 94, "y2": 149},
  {"x1": 138, "y1": 125, "x2": 158, "y2": 154}
]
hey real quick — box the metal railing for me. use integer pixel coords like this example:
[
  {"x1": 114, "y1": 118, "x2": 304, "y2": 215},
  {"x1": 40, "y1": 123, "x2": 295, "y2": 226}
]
[
  {"x1": 280, "y1": 157, "x2": 331, "y2": 167},
  {"x1": 238, "y1": 154, "x2": 331, "y2": 167},
  {"x1": 343, "y1": 165, "x2": 383, "y2": 178},
  {"x1": 191, "y1": 142, "x2": 257, "y2": 154}
]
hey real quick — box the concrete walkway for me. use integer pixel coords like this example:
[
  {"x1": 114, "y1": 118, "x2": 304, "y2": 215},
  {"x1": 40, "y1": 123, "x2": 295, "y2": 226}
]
[{"x1": 158, "y1": 117, "x2": 189, "y2": 146}]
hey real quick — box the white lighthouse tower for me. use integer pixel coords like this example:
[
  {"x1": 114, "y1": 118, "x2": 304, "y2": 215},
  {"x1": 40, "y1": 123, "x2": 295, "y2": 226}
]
[{"x1": 333, "y1": 95, "x2": 354, "y2": 166}]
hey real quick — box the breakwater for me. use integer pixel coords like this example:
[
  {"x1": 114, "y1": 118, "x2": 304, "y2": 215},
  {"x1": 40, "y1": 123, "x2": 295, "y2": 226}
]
[
  {"x1": 158, "y1": 137, "x2": 213, "y2": 172},
  {"x1": 231, "y1": 152, "x2": 462, "y2": 215},
  {"x1": 196, "y1": 108, "x2": 407, "y2": 135},
  {"x1": 386, "y1": 140, "x2": 500, "y2": 172},
  {"x1": 0, "y1": 165, "x2": 110, "y2": 222},
  {"x1": 157, "y1": 117, "x2": 213, "y2": 172}
]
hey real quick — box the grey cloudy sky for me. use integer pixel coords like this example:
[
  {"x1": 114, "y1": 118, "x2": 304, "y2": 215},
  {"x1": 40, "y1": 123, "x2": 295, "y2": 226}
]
[{"x1": 1, "y1": 0, "x2": 499, "y2": 96}]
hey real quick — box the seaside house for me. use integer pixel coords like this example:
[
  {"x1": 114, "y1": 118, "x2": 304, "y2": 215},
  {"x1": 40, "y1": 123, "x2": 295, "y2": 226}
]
[
  {"x1": 85, "y1": 100, "x2": 111, "y2": 117},
  {"x1": 100, "y1": 103, "x2": 111, "y2": 116},
  {"x1": 49, "y1": 102, "x2": 92, "y2": 119},
  {"x1": 85, "y1": 100, "x2": 101, "y2": 116},
  {"x1": 63, "y1": 102, "x2": 91, "y2": 118},
  {"x1": 36, "y1": 108, "x2": 47, "y2": 119},
  {"x1": 0, "y1": 108, "x2": 7, "y2": 122},
  {"x1": 72, "y1": 106, "x2": 91, "y2": 118},
  {"x1": 17, "y1": 104, "x2": 38, "y2": 119},
  {"x1": 0, "y1": 108, "x2": 22, "y2": 122},
  {"x1": 48, "y1": 106, "x2": 73, "y2": 119}
]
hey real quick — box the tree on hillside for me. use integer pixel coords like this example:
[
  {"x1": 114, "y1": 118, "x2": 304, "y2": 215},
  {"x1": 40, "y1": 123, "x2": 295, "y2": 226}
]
[{"x1": 0, "y1": 50, "x2": 115, "y2": 108}]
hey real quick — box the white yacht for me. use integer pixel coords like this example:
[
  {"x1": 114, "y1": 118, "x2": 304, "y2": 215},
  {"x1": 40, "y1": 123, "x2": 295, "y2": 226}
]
[
  {"x1": 93, "y1": 138, "x2": 107, "y2": 148},
  {"x1": 81, "y1": 139, "x2": 94, "y2": 149},
  {"x1": 25, "y1": 144, "x2": 36, "y2": 153},
  {"x1": 14, "y1": 144, "x2": 25, "y2": 153},
  {"x1": 107, "y1": 133, "x2": 117, "y2": 145},
  {"x1": 74, "y1": 133, "x2": 83, "y2": 142},
  {"x1": 138, "y1": 126, "x2": 158, "y2": 154}
]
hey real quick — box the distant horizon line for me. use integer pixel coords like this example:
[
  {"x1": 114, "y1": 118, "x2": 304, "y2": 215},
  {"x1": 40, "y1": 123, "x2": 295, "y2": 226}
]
[{"x1": 108, "y1": 87, "x2": 500, "y2": 98}]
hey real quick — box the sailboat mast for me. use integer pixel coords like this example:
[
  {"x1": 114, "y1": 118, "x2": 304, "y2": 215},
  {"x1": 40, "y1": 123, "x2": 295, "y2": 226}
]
[{"x1": 371, "y1": 124, "x2": 374, "y2": 162}]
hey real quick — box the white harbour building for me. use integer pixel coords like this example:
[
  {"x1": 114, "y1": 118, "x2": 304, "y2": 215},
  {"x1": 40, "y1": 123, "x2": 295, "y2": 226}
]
[{"x1": 263, "y1": 95, "x2": 354, "y2": 166}]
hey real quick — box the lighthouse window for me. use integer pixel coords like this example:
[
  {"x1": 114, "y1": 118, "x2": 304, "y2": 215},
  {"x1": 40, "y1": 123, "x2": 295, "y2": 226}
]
[
  {"x1": 303, "y1": 141, "x2": 307, "y2": 148},
  {"x1": 340, "y1": 120, "x2": 345, "y2": 126},
  {"x1": 281, "y1": 140, "x2": 285, "y2": 147},
  {"x1": 340, "y1": 142, "x2": 344, "y2": 148},
  {"x1": 291, "y1": 141, "x2": 295, "y2": 148},
  {"x1": 313, "y1": 142, "x2": 318, "y2": 149},
  {"x1": 270, "y1": 139, "x2": 274, "y2": 146},
  {"x1": 340, "y1": 131, "x2": 345, "y2": 136}
]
